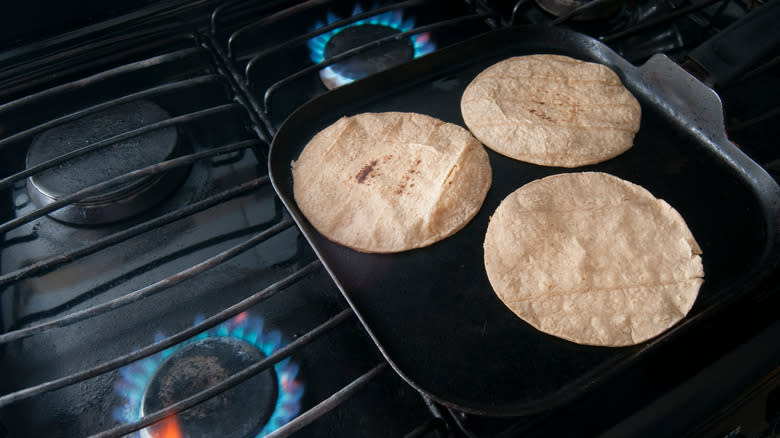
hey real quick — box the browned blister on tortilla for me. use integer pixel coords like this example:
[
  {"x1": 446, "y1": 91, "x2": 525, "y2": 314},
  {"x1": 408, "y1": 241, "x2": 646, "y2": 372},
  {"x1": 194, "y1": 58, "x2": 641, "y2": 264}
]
[
  {"x1": 484, "y1": 172, "x2": 704, "y2": 346},
  {"x1": 292, "y1": 112, "x2": 492, "y2": 253},
  {"x1": 461, "y1": 55, "x2": 641, "y2": 167}
]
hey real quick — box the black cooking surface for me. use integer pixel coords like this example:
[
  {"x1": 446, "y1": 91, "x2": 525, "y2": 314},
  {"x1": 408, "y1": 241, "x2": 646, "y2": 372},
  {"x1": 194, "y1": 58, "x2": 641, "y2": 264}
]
[{"x1": 270, "y1": 26, "x2": 779, "y2": 415}]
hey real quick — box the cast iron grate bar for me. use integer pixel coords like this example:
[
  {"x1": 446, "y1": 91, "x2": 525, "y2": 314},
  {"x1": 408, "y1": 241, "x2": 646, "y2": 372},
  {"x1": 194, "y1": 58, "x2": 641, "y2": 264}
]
[
  {"x1": 210, "y1": 0, "x2": 300, "y2": 35},
  {"x1": 0, "y1": 102, "x2": 241, "y2": 190},
  {"x1": 226, "y1": 0, "x2": 331, "y2": 59},
  {"x1": 731, "y1": 55, "x2": 780, "y2": 83},
  {"x1": 0, "y1": 19, "x2": 423, "y2": 437},
  {"x1": 416, "y1": 393, "x2": 450, "y2": 436},
  {"x1": 0, "y1": 206, "x2": 292, "y2": 346},
  {"x1": 264, "y1": 362, "x2": 389, "y2": 438},
  {"x1": 600, "y1": 0, "x2": 725, "y2": 43},
  {"x1": 0, "y1": 35, "x2": 200, "y2": 110},
  {"x1": 0, "y1": 74, "x2": 225, "y2": 151},
  {"x1": 200, "y1": 30, "x2": 278, "y2": 144},
  {"x1": 510, "y1": 0, "x2": 532, "y2": 25},
  {"x1": 728, "y1": 106, "x2": 780, "y2": 133},
  {"x1": 89, "y1": 307, "x2": 354, "y2": 438},
  {"x1": 550, "y1": 0, "x2": 616, "y2": 25},
  {"x1": 403, "y1": 417, "x2": 445, "y2": 438},
  {"x1": 242, "y1": 0, "x2": 427, "y2": 73},
  {"x1": 0, "y1": 138, "x2": 257, "y2": 235},
  {"x1": 0, "y1": 176, "x2": 268, "y2": 287},
  {"x1": 6, "y1": 219, "x2": 291, "y2": 332},
  {"x1": 262, "y1": 12, "x2": 497, "y2": 115},
  {"x1": 0, "y1": 259, "x2": 320, "y2": 408},
  {"x1": 0, "y1": 22, "x2": 196, "y2": 81},
  {"x1": 0, "y1": 47, "x2": 202, "y2": 118}
]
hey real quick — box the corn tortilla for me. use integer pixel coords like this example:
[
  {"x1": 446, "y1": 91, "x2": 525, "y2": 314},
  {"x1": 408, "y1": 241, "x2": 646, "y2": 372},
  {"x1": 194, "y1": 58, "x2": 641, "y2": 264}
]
[
  {"x1": 484, "y1": 172, "x2": 704, "y2": 346},
  {"x1": 292, "y1": 112, "x2": 492, "y2": 253},
  {"x1": 461, "y1": 55, "x2": 641, "y2": 167}
]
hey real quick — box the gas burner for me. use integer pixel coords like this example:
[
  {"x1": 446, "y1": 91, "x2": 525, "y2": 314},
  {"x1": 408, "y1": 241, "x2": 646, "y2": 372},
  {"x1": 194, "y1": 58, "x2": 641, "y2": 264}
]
[
  {"x1": 114, "y1": 313, "x2": 303, "y2": 438},
  {"x1": 141, "y1": 337, "x2": 277, "y2": 438},
  {"x1": 534, "y1": 0, "x2": 622, "y2": 21},
  {"x1": 25, "y1": 100, "x2": 188, "y2": 225},
  {"x1": 322, "y1": 24, "x2": 414, "y2": 90},
  {"x1": 307, "y1": 7, "x2": 435, "y2": 89}
]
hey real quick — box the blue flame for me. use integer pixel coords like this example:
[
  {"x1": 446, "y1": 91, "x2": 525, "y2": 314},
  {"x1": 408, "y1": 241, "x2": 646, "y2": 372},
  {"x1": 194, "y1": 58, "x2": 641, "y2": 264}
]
[
  {"x1": 307, "y1": 5, "x2": 436, "y2": 88},
  {"x1": 113, "y1": 312, "x2": 304, "y2": 437}
]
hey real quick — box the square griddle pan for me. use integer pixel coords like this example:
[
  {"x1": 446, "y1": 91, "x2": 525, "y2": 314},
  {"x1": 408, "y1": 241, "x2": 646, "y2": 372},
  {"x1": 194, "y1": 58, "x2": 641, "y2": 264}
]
[{"x1": 269, "y1": 26, "x2": 780, "y2": 416}]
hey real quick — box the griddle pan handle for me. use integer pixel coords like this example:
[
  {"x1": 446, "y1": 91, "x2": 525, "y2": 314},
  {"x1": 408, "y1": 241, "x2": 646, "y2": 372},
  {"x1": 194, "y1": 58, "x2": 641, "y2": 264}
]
[{"x1": 684, "y1": 0, "x2": 780, "y2": 88}]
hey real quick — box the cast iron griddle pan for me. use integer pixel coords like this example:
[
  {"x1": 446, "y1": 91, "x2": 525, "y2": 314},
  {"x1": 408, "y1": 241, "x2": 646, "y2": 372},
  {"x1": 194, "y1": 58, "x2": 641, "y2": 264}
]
[{"x1": 269, "y1": 26, "x2": 780, "y2": 416}]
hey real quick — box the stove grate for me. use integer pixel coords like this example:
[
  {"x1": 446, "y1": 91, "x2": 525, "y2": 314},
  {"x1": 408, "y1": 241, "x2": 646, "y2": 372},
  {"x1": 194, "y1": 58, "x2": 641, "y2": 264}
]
[
  {"x1": 209, "y1": 0, "x2": 499, "y2": 129},
  {"x1": 0, "y1": 177, "x2": 266, "y2": 288},
  {"x1": 256, "y1": 11, "x2": 496, "y2": 117},
  {"x1": 93, "y1": 308, "x2": 360, "y2": 438},
  {"x1": 0, "y1": 138, "x2": 256, "y2": 236},
  {"x1": 240, "y1": 0, "x2": 428, "y2": 74},
  {"x1": 0, "y1": 15, "x2": 444, "y2": 436}
]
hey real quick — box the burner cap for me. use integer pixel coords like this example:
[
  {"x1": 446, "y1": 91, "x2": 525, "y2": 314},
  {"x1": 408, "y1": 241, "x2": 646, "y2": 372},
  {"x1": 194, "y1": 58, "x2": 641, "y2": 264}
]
[
  {"x1": 320, "y1": 24, "x2": 414, "y2": 89},
  {"x1": 26, "y1": 100, "x2": 187, "y2": 225},
  {"x1": 535, "y1": 0, "x2": 621, "y2": 21},
  {"x1": 141, "y1": 337, "x2": 278, "y2": 438}
]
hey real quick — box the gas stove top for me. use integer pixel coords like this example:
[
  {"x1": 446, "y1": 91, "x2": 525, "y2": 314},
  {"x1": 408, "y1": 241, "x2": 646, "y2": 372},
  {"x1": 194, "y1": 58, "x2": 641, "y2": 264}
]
[{"x1": 0, "y1": 1, "x2": 777, "y2": 437}]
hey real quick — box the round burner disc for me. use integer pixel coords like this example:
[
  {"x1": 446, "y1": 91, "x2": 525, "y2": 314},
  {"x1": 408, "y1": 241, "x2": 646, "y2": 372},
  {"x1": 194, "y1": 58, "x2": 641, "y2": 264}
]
[
  {"x1": 320, "y1": 24, "x2": 414, "y2": 89},
  {"x1": 26, "y1": 100, "x2": 187, "y2": 225},
  {"x1": 535, "y1": 0, "x2": 621, "y2": 21},
  {"x1": 141, "y1": 337, "x2": 278, "y2": 438}
]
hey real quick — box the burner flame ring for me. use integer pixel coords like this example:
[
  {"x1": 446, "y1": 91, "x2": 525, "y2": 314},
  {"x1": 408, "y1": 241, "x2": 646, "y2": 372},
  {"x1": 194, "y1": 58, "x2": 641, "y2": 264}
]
[
  {"x1": 114, "y1": 313, "x2": 303, "y2": 437},
  {"x1": 307, "y1": 7, "x2": 436, "y2": 89}
]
